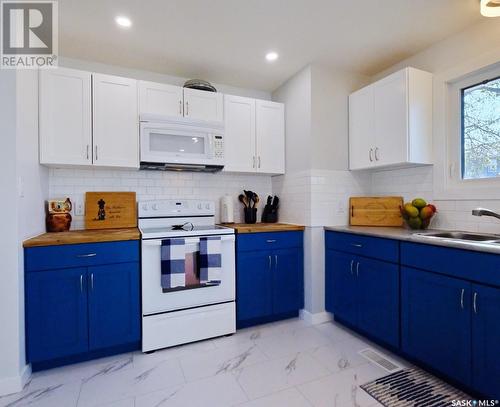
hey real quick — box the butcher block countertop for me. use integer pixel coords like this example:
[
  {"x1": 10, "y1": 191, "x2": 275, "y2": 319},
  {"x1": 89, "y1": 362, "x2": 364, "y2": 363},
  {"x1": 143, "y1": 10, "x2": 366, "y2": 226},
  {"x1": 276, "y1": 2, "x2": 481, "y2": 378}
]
[
  {"x1": 23, "y1": 228, "x2": 141, "y2": 248},
  {"x1": 221, "y1": 223, "x2": 305, "y2": 234}
]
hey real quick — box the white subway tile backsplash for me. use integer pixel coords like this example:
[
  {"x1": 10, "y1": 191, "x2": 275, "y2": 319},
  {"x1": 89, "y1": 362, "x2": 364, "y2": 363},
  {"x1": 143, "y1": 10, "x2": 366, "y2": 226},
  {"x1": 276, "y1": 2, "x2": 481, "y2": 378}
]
[{"x1": 49, "y1": 168, "x2": 272, "y2": 230}]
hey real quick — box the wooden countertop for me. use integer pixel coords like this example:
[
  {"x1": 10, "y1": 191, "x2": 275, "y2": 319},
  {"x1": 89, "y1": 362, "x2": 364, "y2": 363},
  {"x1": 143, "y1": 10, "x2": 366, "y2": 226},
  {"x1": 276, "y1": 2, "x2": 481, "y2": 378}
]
[
  {"x1": 221, "y1": 223, "x2": 305, "y2": 234},
  {"x1": 23, "y1": 228, "x2": 141, "y2": 248}
]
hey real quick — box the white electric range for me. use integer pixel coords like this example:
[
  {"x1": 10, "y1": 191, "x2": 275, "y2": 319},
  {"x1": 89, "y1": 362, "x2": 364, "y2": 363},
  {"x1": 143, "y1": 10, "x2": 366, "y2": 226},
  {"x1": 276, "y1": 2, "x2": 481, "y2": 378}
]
[{"x1": 139, "y1": 199, "x2": 236, "y2": 352}]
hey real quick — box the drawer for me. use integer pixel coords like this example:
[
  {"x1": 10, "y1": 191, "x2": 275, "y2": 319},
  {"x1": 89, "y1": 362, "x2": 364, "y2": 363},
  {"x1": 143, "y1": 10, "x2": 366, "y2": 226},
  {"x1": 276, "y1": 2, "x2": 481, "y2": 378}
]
[
  {"x1": 401, "y1": 242, "x2": 500, "y2": 287},
  {"x1": 237, "y1": 231, "x2": 303, "y2": 252},
  {"x1": 25, "y1": 241, "x2": 140, "y2": 272},
  {"x1": 325, "y1": 231, "x2": 399, "y2": 263}
]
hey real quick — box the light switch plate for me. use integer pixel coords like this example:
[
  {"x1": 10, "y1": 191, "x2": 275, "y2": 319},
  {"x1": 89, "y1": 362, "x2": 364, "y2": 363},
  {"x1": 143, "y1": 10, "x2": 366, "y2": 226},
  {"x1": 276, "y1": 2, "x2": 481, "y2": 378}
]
[{"x1": 75, "y1": 201, "x2": 84, "y2": 216}]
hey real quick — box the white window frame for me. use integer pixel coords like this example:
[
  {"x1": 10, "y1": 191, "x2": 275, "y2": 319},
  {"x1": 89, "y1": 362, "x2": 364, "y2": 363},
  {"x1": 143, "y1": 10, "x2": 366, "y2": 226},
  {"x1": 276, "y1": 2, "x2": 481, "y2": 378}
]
[{"x1": 433, "y1": 50, "x2": 500, "y2": 200}]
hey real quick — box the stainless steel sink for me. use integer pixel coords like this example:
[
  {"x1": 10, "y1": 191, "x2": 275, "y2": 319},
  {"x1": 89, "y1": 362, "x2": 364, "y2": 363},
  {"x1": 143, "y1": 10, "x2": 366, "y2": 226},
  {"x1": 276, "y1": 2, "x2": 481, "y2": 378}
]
[{"x1": 415, "y1": 231, "x2": 500, "y2": 243}]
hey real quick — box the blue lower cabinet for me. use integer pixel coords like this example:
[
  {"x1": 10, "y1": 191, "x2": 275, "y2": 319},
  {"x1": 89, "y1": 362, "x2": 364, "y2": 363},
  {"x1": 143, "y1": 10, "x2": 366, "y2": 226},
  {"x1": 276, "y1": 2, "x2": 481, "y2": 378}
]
[
  {"x1": 26, "y1": 268, "x2": 89, "y2": 363},
  {"x1": 401, "y1": 267, "x2": 472, "y2": 387},
  {"x1": 236, "y1": 251, "x2": 273, "y2": 322},
  {"x1": 357, "y1": 257, "x2": 399, "y2": 348},
  {"x1": 325, "y1": 250, "x2": 357, "y2": 323},
  {"x1": 471, "y1": 284, "x2": 500, "y2": 399},
  {"x1": 25, "y1": 241, "x2": 140, "y2": 370},
  {"x1": 88, "y1": 263, "x2": 140, "y2": 350},
  {"x1": 272, "y1": 248, "x2": 304, "y2": 315},
  {"x1": 326, "y1": 249, "x2": 399, "y2": 348},
  {"x1": 236, "y1": 231, "x2": 304, "y2": 327}
]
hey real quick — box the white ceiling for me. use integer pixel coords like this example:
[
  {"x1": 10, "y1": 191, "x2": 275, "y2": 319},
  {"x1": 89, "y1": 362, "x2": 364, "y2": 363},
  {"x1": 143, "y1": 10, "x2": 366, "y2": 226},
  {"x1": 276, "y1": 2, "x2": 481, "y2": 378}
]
[{"x1": 59, "y1": 0, "x2": 483, "y2": 91}]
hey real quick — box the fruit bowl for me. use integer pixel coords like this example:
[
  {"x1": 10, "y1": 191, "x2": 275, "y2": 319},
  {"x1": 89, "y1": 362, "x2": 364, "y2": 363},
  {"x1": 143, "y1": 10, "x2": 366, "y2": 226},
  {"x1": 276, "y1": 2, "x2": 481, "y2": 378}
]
[{"x1": 400, "y1": 198, "x2": 437, "y2": 230}]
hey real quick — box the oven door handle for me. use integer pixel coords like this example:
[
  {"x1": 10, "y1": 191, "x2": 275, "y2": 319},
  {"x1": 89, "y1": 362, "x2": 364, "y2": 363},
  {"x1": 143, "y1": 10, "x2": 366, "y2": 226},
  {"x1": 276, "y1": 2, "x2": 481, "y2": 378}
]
[{"x1": 142, "y1": 235, "x2": 235, "y2": 246}]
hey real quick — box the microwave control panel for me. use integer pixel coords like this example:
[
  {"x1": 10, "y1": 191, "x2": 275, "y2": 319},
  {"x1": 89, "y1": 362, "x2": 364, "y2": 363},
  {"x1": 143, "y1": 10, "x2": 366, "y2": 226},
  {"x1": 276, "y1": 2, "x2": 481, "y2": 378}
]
[{"x1": 214, "y1": 135, "x2": 224, "y2": 159}]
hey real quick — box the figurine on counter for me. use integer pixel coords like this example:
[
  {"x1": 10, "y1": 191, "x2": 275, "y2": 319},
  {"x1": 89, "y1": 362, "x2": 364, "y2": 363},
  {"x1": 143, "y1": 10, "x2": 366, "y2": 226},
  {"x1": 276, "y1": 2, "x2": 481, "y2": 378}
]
[{"x1": 46, "y1": 198, "x2": 72, "y2": 232}]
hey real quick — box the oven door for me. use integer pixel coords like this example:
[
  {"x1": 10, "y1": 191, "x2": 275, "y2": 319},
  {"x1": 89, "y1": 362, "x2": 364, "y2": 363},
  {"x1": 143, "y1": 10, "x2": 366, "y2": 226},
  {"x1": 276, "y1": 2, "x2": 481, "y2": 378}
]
[
  {"x1": 140, "y1": 121, "x2": 215, "y2": 165},
  {"x1": 141, "y1": 234, "x2": 235, "y2": 315}
]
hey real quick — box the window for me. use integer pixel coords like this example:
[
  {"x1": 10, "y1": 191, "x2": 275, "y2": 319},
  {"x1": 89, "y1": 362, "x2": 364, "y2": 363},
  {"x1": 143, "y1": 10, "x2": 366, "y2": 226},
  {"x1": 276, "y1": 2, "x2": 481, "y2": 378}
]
[{"x1": 461, "y1": 76, "x2": 500, "y2": 179}]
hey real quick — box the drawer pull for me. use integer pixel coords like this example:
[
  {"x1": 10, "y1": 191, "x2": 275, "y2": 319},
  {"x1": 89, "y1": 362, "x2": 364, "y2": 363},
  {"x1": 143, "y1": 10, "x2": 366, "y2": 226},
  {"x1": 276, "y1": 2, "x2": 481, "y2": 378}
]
[
  {"x1": 266, "y1": 239, "x2": 276, "y2": 243},
  {"x1": 351, "y1": 243, "x2": 363, "y2": 248},
  {"x1": 76, "y1": 253, "x2": 97, "y2": 258}
]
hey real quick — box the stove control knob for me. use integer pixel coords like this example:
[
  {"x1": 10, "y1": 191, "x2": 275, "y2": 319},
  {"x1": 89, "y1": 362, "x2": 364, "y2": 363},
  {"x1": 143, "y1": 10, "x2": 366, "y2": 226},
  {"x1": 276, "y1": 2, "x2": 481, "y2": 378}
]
[{"x1": 152, "y1": 204, "x2": 159, "y2": 210}]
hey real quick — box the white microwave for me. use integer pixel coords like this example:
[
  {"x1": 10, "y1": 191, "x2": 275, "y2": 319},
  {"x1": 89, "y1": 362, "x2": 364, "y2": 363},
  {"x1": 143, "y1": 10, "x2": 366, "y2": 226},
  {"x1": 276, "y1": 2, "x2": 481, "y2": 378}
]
[{"x1": 140, "y1": 114, "x2": 225, "y2": 172}]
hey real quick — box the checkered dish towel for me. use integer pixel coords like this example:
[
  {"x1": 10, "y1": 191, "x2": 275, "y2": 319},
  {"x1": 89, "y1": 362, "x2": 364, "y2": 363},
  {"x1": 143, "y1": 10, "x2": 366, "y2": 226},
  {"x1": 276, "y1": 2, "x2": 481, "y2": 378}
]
[
  {"x1": 199, "y1": 236, "x2": 222, "y2": 284},
  {"x1": 161, "y1": 238, "x2": 186, "y2": 289}
]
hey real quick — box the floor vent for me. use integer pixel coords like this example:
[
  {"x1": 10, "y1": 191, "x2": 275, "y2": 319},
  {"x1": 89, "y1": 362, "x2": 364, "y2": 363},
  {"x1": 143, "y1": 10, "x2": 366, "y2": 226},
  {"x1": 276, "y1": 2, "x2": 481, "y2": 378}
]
[{"x1": 358, "y1": 348, "x2": 402, "y2": 373}]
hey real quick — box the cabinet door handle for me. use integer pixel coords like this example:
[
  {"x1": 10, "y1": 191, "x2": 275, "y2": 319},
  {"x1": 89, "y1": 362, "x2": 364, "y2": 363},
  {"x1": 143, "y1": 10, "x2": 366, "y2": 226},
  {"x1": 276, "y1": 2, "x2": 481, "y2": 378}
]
[
  {"x1": 91, "y1": 273, "x2": 94, "y2": 290},
  {"x1": 374, "y1": 147, "x2": 380, "y2": 161},
  {"x1": 350, "y1": 260, "x2": 354, "y2": 275},
  {"x1": 179, "y1": 100, "x2": 183, "y2": 115},
  {"x1": 253, "y1": 156, "x2": 256, "y2": 169},
  {"x1": 473, "y1": 292, "x2": 478, "y2": 314},
  {"x1": 460, "y1": 288, "x2": 465, "y2": 310},
  {"x1": 369, "y1": 148, "x2": 374, "y2": 162},
  {"x1": 94, "y1": 145, "x2": 98, "y2": 161},
  {"x1": 356, "y1": 262, "x2": 360, "y2": 277},
  {"x1": 268, "y1": 255, "x2": 272, "y2": 270},
  {"x1": 80, "y1": 274, "x2": 83, "y2": 293},
  {"x1": 275, "y1": 255, "x2": 278, "y2": 268},
  {"x1": 185, "y1": 101, "x2": 189, "y2": 116},
  {"x1": 258, "y1": 156, "x2": 261, "y2": 168},
  {"x1": 86, "y1": 144, "x2": 90, "y2": 160},
  {"x1": 76, "y1": 253, "x2": 97, "y2": 258}
]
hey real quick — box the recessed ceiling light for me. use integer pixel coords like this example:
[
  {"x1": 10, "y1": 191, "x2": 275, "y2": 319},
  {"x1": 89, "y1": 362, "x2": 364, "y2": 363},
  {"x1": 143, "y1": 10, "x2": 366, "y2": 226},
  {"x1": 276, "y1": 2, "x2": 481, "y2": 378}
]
[
  {"x1": 480, "y1": 0, "x2": 500, "y2": 17},
  {"x1": 265, "y1": 51, "x2": 279, "y2": 62},
  {"x1": 115, "y1": 16, "x2": 132, "y2": 28}
]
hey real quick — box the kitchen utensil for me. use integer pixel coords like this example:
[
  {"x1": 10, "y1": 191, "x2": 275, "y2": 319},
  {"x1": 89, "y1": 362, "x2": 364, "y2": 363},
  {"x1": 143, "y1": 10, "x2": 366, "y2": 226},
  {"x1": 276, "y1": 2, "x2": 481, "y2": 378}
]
[
  {"x1": 85, "y1": 192, "x2": 137, "y2": 229},
  {"x1": 252, "y1": 193, "x2": 259, "y2": 208},
  {"x1": 220, "y1": 195, "x2": 234, "y2": 223},
  {"x1": 349, "y1": 196, "x2": 404, "y2": 227},
  {"x1": 261, "y1": 195, "x2": 279, "y2": 223},
  {"x1": 244, "y1": 190, "x2": 254, "y2": 206},
  {"x1": 238, "y1": 194, "x2": 249, "y2": 208},
  {"x1": 183, "y1": 79, "x2": 217, "y2": 92}
]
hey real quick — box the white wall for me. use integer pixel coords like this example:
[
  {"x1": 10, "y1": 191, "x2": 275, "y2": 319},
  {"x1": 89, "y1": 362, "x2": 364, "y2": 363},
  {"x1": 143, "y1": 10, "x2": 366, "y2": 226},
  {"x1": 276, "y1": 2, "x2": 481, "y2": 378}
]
[
  {"x1": 272, "y1": 65, "x2": 370, "y2": 318},
  {"x1": 0, "y1": 70, "x2": 46, "y2": 396},
  {"x1": 369, "y1": 18, "x2": 500, "y2": 233}
]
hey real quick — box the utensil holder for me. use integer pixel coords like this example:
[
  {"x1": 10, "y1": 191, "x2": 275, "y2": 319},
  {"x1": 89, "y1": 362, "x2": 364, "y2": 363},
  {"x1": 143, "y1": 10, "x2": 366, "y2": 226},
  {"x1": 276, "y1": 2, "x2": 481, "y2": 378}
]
[{"x1": 244, "y1": 207, "x2": 257, "y2": 224}]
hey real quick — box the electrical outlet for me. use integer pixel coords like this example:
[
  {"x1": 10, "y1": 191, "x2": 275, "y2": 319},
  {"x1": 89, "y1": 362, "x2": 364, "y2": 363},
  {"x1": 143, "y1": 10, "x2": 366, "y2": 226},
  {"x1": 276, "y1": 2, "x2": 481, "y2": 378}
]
[
  {"x1": 337, "y1": 201, "x2": 346, "y2": 214},
  {"x1": 75, "y1": 201, "x2": 84, "y2": 216}
]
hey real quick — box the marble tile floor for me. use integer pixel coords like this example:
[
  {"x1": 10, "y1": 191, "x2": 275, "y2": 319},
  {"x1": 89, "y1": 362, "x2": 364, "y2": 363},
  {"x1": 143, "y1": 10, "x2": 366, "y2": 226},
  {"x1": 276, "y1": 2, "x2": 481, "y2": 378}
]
[{"x1": 0, "y1": 318, "x2": 420, "y2": 407}]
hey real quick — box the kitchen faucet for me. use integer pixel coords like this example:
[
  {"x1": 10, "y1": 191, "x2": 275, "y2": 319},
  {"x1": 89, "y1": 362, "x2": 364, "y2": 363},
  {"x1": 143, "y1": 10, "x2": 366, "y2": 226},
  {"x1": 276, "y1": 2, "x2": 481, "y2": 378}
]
[{"x1": 472, "y1": 208, "x2": 500, "y2": 221}]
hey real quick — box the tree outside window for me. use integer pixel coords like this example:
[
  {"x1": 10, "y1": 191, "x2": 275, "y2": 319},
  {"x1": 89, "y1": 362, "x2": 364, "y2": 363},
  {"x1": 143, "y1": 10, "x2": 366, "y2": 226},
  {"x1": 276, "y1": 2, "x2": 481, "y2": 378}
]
[{"x1": 462, "y1": 76, "x2": 500, "y2": 179}]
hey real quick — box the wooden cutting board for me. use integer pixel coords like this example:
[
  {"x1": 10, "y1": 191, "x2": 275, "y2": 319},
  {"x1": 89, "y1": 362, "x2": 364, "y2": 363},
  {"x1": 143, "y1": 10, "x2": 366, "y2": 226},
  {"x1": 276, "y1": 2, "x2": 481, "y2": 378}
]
[
  {"x1": 349, "y1": 196, "x2": 404, "y2": 227},
  {"x1": 85, "y1": 192, "x2": 137, "y2": 229}
]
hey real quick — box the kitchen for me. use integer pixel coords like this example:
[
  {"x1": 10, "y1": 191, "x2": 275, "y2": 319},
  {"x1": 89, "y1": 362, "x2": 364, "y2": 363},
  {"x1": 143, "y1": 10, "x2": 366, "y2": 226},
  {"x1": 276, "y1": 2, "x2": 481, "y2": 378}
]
[{"x1": 1, "y1": 1, "x2": 500, "y2": 406}]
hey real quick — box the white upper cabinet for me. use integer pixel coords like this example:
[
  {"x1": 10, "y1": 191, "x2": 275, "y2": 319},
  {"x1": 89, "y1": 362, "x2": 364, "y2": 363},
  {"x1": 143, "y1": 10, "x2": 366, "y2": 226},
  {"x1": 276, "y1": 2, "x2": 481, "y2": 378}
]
[
  {"x1": 39, "y1": 67, "x2": 92, "y2": 166},
  {"x1": 349, "y1": 67, "x2": 433, "y2": 170},
  {"x1": 183, "y1": 87, "x2": 224, "y2": 122},
  {"x1": 349, "y1": 86, "x2": 374, "y2": 170},
  {"x1": 223, "y1": 96, "x2": 285, "y2": 175},
  {"x1": 138, "y1": 81, "x2": 183, "y2": 117},
  {"x1": 224, "y1": 95, "x2": 256, "y2": 172},
  {"x1": 92, "y1": 74, "x2": 139, "y2": 168},
  {"x1": 256, "y1": 100, "x2": 285, "y2": 174}
]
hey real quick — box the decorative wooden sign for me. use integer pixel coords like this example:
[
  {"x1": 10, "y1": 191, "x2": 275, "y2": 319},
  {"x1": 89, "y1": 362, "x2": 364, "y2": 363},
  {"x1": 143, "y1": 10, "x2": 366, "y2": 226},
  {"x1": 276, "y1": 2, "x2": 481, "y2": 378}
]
[{"x1": 85, "y1": 192, "x2": 137, "y2": 229}]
